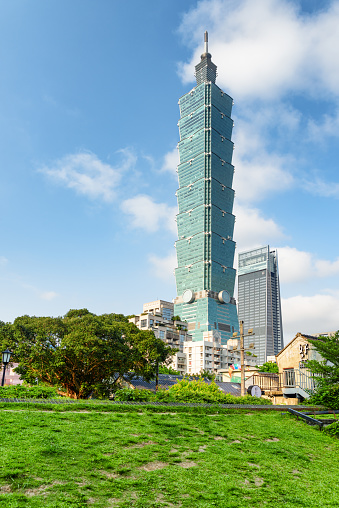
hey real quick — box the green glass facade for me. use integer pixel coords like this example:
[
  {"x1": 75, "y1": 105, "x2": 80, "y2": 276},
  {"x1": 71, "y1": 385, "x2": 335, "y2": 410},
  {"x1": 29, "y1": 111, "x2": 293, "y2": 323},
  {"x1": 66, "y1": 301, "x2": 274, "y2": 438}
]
[{"x1": 174, "y1": 34, "x2": 239, "y2": 344}]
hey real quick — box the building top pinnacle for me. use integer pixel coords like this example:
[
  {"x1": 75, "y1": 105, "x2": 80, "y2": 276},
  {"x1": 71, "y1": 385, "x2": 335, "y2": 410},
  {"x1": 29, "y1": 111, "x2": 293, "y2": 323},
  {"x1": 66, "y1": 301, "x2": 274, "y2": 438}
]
[
  {"x1": 200, "y1": 31, "x2": 212, "y2": 60},
  {"x1": 195, "y1": 31, "x2": 217, "y2": 85}
]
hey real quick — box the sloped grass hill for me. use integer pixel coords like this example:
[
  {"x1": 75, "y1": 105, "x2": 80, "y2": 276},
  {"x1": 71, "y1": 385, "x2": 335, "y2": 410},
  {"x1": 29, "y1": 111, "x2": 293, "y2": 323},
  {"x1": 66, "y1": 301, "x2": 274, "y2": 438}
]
[{"x1": 0, "y1": 407, "x2": 339, "y2": 507}]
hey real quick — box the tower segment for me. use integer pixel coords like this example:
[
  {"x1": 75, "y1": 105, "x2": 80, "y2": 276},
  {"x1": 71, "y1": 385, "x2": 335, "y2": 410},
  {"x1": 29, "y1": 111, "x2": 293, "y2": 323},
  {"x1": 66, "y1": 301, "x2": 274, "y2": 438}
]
[{"x1": 174, "y1": 32, "x2": 239, "y2": 344}]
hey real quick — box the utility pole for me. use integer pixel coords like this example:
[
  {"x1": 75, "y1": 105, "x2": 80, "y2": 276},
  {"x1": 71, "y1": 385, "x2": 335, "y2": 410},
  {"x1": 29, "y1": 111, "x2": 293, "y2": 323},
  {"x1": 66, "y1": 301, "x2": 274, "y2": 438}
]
[
  {"x1": 155, "y1": 360, "x2": 159, "y2": 393},
  {"x1": 232, "y1": 321, "x2": 254, "y2": 397},
  {"x1": 240, "y1": 320, "x2": 245, "y2": 397}
]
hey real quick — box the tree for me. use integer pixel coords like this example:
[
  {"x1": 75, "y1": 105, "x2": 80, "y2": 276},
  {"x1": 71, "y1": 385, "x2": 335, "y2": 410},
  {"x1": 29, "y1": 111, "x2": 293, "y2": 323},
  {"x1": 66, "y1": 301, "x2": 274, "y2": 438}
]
[
  {"x1": 1, "y1": 311, "x2": 174, "y2": 399},
  {"x1": 306, "y1": 332, "x2": 339, "y2": 408},
  {"x1": 308, "y1": 332, "x2": 339, "y2": 387},
  {"x1": 257, "y1": 362, "x2": 279, "y2": 373},
  {"x1": 158, "y1": 365, "x2": 180, "y2": 375},
  {"x1": 171, "y1": 315, "x2": 181, "y2": 322}
]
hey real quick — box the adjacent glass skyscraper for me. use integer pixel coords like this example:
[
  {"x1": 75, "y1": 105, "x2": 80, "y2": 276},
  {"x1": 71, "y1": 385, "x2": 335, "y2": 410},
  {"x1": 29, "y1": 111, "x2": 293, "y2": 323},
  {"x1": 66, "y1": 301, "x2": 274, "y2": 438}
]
[
  {"x1": 238, "y1": 246, "x2": 284, "y2": 364},
  {"x1": 174, "y1": 33, "x2": 239, "y2": 345}
]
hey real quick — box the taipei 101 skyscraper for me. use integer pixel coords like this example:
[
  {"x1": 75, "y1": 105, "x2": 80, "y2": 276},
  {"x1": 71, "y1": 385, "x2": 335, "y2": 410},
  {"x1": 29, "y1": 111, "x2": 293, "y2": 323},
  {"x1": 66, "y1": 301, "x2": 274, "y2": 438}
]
[{"x1": 174, "y1": 32, "x2": 239, "y2": 344}]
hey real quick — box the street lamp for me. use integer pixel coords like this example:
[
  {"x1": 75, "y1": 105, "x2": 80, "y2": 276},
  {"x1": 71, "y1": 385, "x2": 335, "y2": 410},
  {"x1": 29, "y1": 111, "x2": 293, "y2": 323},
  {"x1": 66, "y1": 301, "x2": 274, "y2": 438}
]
[{"x1": 1, "y1": 348, "x2": 12, "y2": 387}]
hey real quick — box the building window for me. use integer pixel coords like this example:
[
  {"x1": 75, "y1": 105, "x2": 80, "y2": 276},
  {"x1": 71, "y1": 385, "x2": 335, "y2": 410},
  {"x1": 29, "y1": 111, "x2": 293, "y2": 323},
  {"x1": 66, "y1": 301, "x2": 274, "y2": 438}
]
[
  {"x1": 159, "y1": 330, "x2": 165, "y2": 339},
  {"x1": 162, "y1": 307, "x2": 173, "y2": 320},
  {"x1": 141, "y1": 319, "x2": 147, "y2": 327}
]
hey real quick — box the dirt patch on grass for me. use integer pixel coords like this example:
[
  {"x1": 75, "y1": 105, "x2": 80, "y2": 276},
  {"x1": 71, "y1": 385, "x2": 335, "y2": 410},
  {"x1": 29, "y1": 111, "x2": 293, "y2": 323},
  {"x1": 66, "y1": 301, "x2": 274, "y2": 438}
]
[
  {"x1": 292, "y1": 469, "x2": 302, "y2": 475},
  {"x1": 181, "y1": 450, "x2": 194, "y2": 456},
  {"x1": 254, "y1": 477, "x2": 264, "y2": 486},
  {"x1": 25, "y1": 485, "x2": 48, "y2": 497},
  {"x1": 99, "y1": 470, "x2": 119, "y2": 479},
  {"x1": 156, "y1": 493, "x2": 180, "y2": 507},
  {"x1": 266, "y1": 437, "x2": 279, "y2": 442},
  {"x1": 129, "y1": 440, "x2": 157, "y2": 449},
  {"x1": 231, "y1": 439, "x2": 242, "y2": 444},
  {"x1": 107, "y1": 498, "x2": 122, "y2": 507},
  {"x1": 87, "y1": 498, "x2": 99, "y2": 504},
  {"x1": 244, "y1": 477, "x2": 264, "y2": 487},
  {"x1": 198, "y1": 445, "x2": 207, "y2": 452},
  {"x1": 214, "y1": 436, "x2": 225, "y2": 440},
  {"x1": 0, "y1": 485, "x2": 11, "y2": 493},
  {"x1": 177, "y1": 461, "x2": 197, "y2": 468},
  {"x1": 139, "y1": 461, "x2": 168, "y2": 472},
  {"x1": 248, "y1": 463, "x2": 260, "y2": 468}
]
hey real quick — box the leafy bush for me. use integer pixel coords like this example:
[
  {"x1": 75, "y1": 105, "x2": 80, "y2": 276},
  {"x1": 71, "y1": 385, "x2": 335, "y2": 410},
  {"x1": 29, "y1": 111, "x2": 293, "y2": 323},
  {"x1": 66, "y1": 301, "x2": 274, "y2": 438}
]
[
  {"x1": 257, "y1": 362, "x2": 279, "y2": 373},
  {"x1": 114, "y1": 379, "x2": 272, "y2": 405},
  {"x1": 158, "y1": 365, "x2": 180, "y2": 375},
  {"x1": 114, "y1": 388, "x2": 154, "y2": 402},
  {"x1": 324, "y1": 420, "x2": 339, "y2": 438},
  {"x1": 307, "y1": 385, "x2": 339, "y2": 409},
  {"x1": 157, "y1": 379, "x2": 271, "y2": 405},
  {"x1": 0, "y1": 384, "x2": 63, "y2": 399}
]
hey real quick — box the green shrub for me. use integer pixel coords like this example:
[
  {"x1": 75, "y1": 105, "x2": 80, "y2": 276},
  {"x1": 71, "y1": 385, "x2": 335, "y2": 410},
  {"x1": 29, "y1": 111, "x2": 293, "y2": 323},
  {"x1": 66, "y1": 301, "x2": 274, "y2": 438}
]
[
  {"x1": 0, "y1": 384, "x2": 63, "y2": 399},
  {"x1": 113, "y1": 379, "x2": 272, "y2": 405},
  {"x1": 324, "y1": 420, "x2": 339, "y2": 438},
  {"x1": 307, "y1": 385, "x2": 339, "y2": 409},
  {"x1": 155, "y1": 379, "x2": 271, "y2": 405},
  {"x1": 114, "y1": 388, "x2": 154, "y2": 402}
]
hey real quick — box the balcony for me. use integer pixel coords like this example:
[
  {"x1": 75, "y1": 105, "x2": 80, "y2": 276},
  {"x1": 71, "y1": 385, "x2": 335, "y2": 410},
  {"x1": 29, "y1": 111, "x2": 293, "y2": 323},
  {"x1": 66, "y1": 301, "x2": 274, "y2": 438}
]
[{"x1": 251, "y1": 369, "x2": 318, "y2": 399}]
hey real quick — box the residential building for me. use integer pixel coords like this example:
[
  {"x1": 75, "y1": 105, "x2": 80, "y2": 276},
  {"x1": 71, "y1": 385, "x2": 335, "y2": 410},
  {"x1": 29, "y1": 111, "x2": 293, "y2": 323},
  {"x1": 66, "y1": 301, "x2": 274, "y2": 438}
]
[
  {"x1": 129, "y1": 300, "x2": 190, "y2": 375},
  {"x1": 174, "y1": 32, "x2": 239, "y2": 345},
  {"x1": 129, "y1": 299, "x2": 255, "y2": 376},
  {"x1": 238, "y1": 246, "x2": 283, "y2": 365},
  {"x1": 184, "y1": 335, "x2": 257, "y2": 375}
]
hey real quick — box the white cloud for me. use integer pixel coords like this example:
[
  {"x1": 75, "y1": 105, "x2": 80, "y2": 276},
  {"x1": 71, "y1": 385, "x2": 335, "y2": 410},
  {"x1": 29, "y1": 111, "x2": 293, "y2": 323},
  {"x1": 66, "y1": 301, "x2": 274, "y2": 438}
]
[
  {"x1": 178, "y1": 0, "x2": 339, "y2": 100},
  {"x1": 278, "y1": 247, "x2": 339, "y2": 284},
  {"x1": 161, "y1": 147, "x2": 179, "y2": 176},
  {"x1": 282, "y1": 293, "x2": 339, "y2": 341},
  {"x1": 302, "y1": 177, "x2": 339, "y2": 198},
  {"x1": 121, "y1": 194, "x2": 177, "y2": 234},
  {"x1": 40, "y1": 291, "x2": 58, "y2": 301},
  {"x1": 0, "y1": 256, "x2": 8, "y2": 266},
  {"x1": 307, "y1": 108, "x2": 339, "y2": 142},
  {"x1": 234, "y1": 204, "x2": 285, "y2": 253},
  {"x1": 39, "y1": 149, "x2": 136, "y2": 202},
  {"x1": 232, "y1": 105, "x2": 298, "y2": 203},
  {"x1": 149, "y1": 252, "x2": 177, "y2": 282}
]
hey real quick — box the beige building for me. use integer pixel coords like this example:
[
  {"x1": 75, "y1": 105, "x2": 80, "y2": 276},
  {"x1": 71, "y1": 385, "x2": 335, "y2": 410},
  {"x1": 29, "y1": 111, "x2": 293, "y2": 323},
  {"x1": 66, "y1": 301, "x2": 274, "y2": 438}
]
[
  {"x1": 275, "y1": 332, "x2": 323, "y2": 400},
  {"x1": 249, "y1": 332, "x2": 325, "y2": 404},
  {"x1": 2, "y1": 363, "x2": 23, "y2": 385}
]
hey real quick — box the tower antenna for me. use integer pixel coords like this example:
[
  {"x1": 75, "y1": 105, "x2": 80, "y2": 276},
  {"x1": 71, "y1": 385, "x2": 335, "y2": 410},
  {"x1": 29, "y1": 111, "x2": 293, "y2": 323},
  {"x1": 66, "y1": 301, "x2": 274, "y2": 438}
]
[{"x1": 204, "y1": 31, "x2": 208, "y2": 54}]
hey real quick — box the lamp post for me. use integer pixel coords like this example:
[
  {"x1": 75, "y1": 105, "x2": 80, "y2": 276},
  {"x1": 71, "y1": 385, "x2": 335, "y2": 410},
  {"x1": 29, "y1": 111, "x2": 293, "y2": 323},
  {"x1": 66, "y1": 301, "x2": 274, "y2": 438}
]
[{"x1": 1, "y1": 348, "x2": 12, "y2": 387}]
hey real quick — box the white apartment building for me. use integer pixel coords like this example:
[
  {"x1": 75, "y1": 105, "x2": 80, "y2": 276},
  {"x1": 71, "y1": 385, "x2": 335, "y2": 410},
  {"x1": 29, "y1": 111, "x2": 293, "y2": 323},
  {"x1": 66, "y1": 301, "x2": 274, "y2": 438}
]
[
  {"x1": 129, "y1": 300, "x2": 190, "y2": 375},
  {"x1": 184, "y1": 333, "x2": 257, "y2": 375}
]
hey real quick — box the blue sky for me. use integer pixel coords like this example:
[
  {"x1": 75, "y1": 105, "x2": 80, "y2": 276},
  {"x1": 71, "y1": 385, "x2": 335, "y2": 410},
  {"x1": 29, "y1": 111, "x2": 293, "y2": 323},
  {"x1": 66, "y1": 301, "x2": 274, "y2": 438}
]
[{"x1": 1, "y1": 0, "x2": 339, "y2": 342}]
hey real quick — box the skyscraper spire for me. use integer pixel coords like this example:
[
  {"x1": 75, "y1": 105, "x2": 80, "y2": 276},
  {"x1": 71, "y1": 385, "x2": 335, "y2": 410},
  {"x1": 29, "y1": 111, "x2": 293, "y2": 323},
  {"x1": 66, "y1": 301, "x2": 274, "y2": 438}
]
[
  {"x1": 195, "y1": 31, "x2": 217, "y2": 85},
  {"x1": 204, "y1": 30, "x2": 209, "y2": 55}
]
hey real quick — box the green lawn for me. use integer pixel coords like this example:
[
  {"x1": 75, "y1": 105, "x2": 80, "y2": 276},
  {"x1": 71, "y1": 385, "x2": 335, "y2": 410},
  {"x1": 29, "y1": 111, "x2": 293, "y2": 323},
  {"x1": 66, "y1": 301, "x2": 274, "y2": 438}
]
[{"x1": 0, "y1": 406, "x2": 338, "y2": 507}]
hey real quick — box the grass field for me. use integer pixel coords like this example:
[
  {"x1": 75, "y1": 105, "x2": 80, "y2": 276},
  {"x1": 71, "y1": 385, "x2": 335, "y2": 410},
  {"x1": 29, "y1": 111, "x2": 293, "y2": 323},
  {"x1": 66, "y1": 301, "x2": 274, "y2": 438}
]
[{"x1": 0, "y1": 405, "x2": 338, "y2": 508}]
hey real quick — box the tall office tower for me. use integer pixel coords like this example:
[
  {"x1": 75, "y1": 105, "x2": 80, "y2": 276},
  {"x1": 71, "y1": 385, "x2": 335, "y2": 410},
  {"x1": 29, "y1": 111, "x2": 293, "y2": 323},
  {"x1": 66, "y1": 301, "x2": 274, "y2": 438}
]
[
  {"x1": 174, "y1": 32, "x2": 239, "y2": 345},
  {"x1": 238, "y1": 246, "x2": 284, "y2": 365}
]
